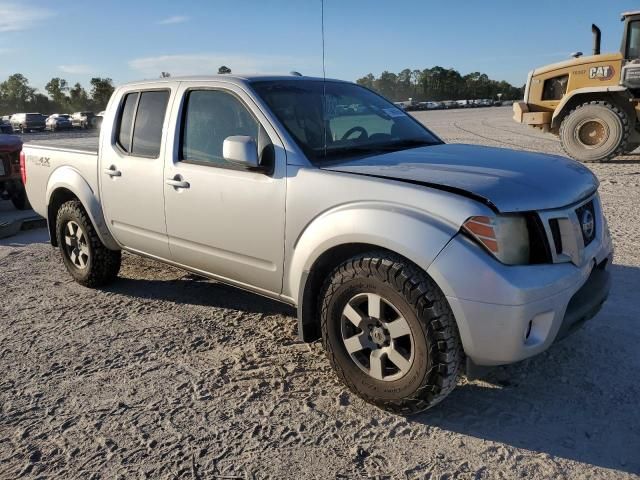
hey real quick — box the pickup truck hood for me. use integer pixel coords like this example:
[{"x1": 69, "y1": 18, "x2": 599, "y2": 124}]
[{"x1": 322, "y1": 144, "x2": 598, "y2": 212}]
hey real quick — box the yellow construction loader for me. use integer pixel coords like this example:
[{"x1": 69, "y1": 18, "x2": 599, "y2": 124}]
[{"x1": 514, "y1": 11, "x2": 640, "y2": 162}]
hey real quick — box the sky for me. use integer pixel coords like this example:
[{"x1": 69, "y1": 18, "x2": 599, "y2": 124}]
[{"x1": 0, "y1": 0, "x2": 636, "y2": 92}]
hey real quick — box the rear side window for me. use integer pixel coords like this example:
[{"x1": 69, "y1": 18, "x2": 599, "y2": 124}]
[
  {"x1": 117, "y1": 93, "x2": 139, "y2": 152},
  {"x1": 131, "y1": 91, "x2": 170, "y2": 157},
  {"x1": 116, "y1": 90, "x2": 170, "y2": 158}
]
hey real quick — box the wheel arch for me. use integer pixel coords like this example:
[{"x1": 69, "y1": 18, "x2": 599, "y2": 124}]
[
  {"x1": 46, "y1": 167, "x2": 119, "y2": 250},
  {"x1": 289, "y1": 204, "x2": 460, "y2": 342},
  {"x1": 551, "y1": 87, "x2": 633, "y2": 130}
]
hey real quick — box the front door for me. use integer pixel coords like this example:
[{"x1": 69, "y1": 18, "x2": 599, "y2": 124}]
[
  {"x1": 99, "y1": 87, "x2": 172, "y2": 259},
  {"x1": 163, "y1": 82, "x2": 286, "y2": 295}
]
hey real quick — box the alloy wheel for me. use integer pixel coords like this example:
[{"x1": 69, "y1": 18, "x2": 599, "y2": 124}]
[
  {"x1": 63, "y1": 220, "x2": 90, "y2": 269},
  {"x1": 340, "y1": 293, "x2": 414, "y2": 381}
]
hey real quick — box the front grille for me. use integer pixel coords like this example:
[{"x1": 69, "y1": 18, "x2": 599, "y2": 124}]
[
  {"x1": 537, "y1": 194, "x2": 602, "y2": 266},
  {"x1": 575, "y1": 200, "x2": 596, "y2": 247},
  {"x1": 548, "y1": 218, "x2": 563, "y2": 254}
]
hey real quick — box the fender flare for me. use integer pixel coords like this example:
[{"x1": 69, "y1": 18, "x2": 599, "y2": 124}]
[
  {"x1": 285, "y1": 202, "x2": 462, "y2": 340},
  {"x1": 551, "y1": 86, "x2": 630, "y2": 128},
  {"x1": 46, "y1": 166, "x2": 120, "y2": 250}
]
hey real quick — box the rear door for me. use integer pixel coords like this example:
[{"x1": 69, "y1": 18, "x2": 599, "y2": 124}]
[
  {"x1": 162, "y1": 81, "x2": 287, "y2": 295},
  {"x1": 99, "y1": 85, "x2": 173, "y2": 259}
]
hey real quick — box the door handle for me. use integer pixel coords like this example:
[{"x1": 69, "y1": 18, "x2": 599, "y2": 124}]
[
  {"x1": 103, "y1": 166, "x2": 121, "y2": 177},
  {"x1": 166, "y1": 176, "x2": 190, "y2": 189}
]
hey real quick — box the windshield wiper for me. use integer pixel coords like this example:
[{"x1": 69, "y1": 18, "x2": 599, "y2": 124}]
[
  {"x1": 373, "y1": 138, "x2": 437, "y2": 150},
  {"x1": 315, "y1": 138, "x2": 438, "y2": 162}
]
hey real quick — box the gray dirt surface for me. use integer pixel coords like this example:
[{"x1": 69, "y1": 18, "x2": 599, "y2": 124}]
[{"x1": 1, "y1": 107, "x2": 638, "y2": 479}]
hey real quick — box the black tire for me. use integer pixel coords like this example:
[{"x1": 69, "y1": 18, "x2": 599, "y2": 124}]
[
  {"x1": 320, "y1": 251, "x2": 463, "y2": 414},
  {"x1": 55, "y1": 200, "x2": 121, "y2": 287},
  {"x1": 559, "y1": 101, "x2": 630, "y2": 163},
  {"x1": 624, "y1": 141, "x2": 640, "y2": 154},
  {"x1": 10, "y1": 187, "x2": 31, "y2": 210}
]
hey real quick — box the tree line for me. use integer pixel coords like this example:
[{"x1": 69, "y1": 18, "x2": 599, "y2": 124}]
[
  {"x1": 356, "y1": 67, "x2": 524, "y2": 102},
  {"x1": 0, "y1": 73, "x2": 114, "y2": 116}
]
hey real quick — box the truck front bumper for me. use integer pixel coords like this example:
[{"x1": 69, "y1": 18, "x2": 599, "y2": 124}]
[{"x1": 427, "y1": 233, "x2": 613, "y2": 366}]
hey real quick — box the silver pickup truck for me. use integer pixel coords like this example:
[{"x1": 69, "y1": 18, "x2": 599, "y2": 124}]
[{"x1": 21, "y1": 75, "x2": 613, "y2": 413}]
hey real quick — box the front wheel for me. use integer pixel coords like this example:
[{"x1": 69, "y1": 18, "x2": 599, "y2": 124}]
[
  {"x1": 320, "y1": 251, "x2": 463, "y2": 414},
  {"x1": 56, "y1": 200, "x2": 121, "y2": 287},
  {"x1": 559, "y1": 101, "x2": 630, "y2": 163}
]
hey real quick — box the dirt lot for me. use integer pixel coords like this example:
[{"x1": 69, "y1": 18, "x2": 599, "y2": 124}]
[{"x1": 1, "y1": 108, "x2": 638, "y2": 479}]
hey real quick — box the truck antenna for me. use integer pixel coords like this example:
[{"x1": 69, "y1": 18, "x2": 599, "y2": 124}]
[{"x1": 321, "y1": 0, "x2": 327, "y2": 159}]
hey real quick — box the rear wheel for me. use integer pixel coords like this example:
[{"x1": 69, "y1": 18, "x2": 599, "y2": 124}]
[
  {"x1": 559, "y1": 101, "x2": 630, "y2": 163},
  {"x1": 320, "y1": 251, "x2": 463, "y2": 414},
  {"x1": 55, "y1": 200, "x2": 121, "y2": 287},
  {"x1": 10, "y1": 187, "x2": 30, "y2": 210}
]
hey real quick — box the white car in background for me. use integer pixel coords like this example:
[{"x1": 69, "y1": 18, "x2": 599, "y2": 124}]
[{"x1": 46, "y1": 114, "x2": 73, "y2": 131}]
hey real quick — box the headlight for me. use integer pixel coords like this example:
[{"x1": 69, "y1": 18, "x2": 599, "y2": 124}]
[{"x1": 463, "y1": 215, "x2": 530, "y2": 265}]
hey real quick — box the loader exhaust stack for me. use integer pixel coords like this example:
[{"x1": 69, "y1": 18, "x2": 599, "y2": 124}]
[{"x1": 592, "y1": 24, "x2": 601, "y2": 56}]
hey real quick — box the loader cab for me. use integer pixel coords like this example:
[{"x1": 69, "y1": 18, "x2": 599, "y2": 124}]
[{"x1": 621, "y1": 12, "x2": 640, "y2": 59}]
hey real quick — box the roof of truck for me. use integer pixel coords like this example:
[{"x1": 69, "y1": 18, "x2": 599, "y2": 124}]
[
  {"x1": 622, "y1": 10, "x2": 640, "y2": 18},
  {"x1": 121, "y1": 73, "x2": 350, "y2": 88}
]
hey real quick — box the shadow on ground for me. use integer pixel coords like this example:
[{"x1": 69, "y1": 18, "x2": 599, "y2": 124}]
[
  {"x1": 412, "y1": 264, "x2": 640, "y2": 474},
  {"x1": 104, "y1": 275, "x2": 295, "y2": 317}
]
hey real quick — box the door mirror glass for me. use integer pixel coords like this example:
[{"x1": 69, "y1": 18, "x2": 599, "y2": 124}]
[{"x1": 222, "y1": 136, "x2": 259, "y2": 168}]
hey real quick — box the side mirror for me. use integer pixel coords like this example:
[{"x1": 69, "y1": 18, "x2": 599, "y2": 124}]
[{"x1": 222, "y1": 136, "x2": 259, "y2": 168}]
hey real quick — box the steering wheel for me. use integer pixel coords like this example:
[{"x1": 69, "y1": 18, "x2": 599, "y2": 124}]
[{"x1": 341, "y1": 126, "x2": 368, "y2": 141}]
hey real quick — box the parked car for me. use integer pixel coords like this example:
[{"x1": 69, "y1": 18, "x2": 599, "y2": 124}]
[
  {"x1": 0, "y1": 118, "x2": 12, "y2": 134},
  {"x1": 10, "y1": 113, "x2": 46, "y2": 133},
  {"x1": 46, "y1": 114, "x2": 73, "y2": 131},
  {"x1": 22, "y1": 75, "x2": 612, "y2": 413},
  {"x1": 442, "y1": 100, "x2": 458, "y2": 109},
  {"x1": 418, "y1": 102, "x2": 443, "y2": 111},
  {"x1": 71, "y1": 111, "x2": 96, "y2": 129},
  {"x1": 457, "y1": 100, "x2": 473, "y2": 108},
  {"x1": 95, "y1": 111, "x2": 105, "y2": 129},
  {"x1": 0, "y1": 134, "x2": 29, "y2": 209}
]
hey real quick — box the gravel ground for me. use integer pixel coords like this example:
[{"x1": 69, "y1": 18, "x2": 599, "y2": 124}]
[{"x1": 0, "y1": 107, "x2": 638, "y2": 479}]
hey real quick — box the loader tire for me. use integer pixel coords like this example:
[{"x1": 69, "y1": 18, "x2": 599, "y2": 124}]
[
  {"x1": 559, "y1": 101, "x2": 630, "y2": 163},
  {"x1": 624, "y1": 141, "x2": 639, "y2": 154}
]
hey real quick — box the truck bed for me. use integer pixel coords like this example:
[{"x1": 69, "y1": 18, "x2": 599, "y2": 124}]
[
  {"x1": 22, "y1": 142, "x2": 100, "y2": 222},
  {"x1": 23, "y1": 133, "x2": 99, "y2": 154}
]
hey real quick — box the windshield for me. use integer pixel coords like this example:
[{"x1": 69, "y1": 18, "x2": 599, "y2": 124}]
[{"x1": 251, "y1": 80, "x2": 441, "y2": 163}]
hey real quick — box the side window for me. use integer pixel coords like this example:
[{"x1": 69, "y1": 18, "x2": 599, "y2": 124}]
[
  {"x1": 628, "y1": 21, "x2": 640, "y2": 59},
  {"x1": 117, "y1": 92, "x2": 138, "y2": 152},
  {"x1": 115, "y1": 90, "x2": 169, "y2": 157},
  {"x1": 180, "y1": 90, "x2": 259, "y2": 169},
  {"x1": 132, "y1": 91, "x2": 170, "y2": 157}
]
